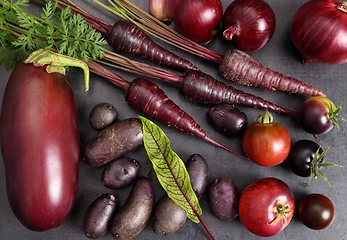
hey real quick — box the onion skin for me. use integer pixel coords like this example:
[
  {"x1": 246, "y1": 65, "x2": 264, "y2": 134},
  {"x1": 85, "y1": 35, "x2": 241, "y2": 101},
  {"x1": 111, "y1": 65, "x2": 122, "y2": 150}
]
[
  {"x1": 173, "y1": 0, "x2": 223, "y2": 43},
  {"x1": 222, "y1": 0, "x2": 276, "y2": 51},
  {"x1": 148, "y1": 0, "x2": 177, "y2": 22},
  {"x1": 291, "y1": 0, "x2": 347, "y2": 65},
  {"x1": 0, "y1": 62, "x2": 80, "y2": 231}
]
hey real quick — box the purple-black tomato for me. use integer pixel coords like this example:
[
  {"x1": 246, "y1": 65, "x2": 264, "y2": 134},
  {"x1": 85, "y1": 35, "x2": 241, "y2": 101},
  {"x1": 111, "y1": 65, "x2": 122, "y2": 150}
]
[
  {"x1": 0, "y1": 62, "x2": 80, "y2": 231},
  {"x1": 297, "y1": 96, "x2": 344, "y2": 135},
  {"x1": 286, "y1": 139, "x2": 342, "y2": 186},
  {"x1": 298, "y1": 193, "x2": 335, "y2": 230},
  {"x1": 286, "y1": 140, "x2": 323, "y2": 177}
]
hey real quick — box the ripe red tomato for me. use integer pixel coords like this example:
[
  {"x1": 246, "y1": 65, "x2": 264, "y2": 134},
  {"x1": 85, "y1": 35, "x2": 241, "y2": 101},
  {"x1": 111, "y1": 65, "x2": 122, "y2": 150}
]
[
  {"x1": 298, "y1": 193, "x2": 335, "y2": 230},
  {"x1": 238, "y1": 178, "x2": 295, "y2": 237},
  {"x1": 242, "y1": 111, "x2": 291, "y2": 166},
  {"x1": 297, "y1": 96, "x2": 345, "y2": 135}
]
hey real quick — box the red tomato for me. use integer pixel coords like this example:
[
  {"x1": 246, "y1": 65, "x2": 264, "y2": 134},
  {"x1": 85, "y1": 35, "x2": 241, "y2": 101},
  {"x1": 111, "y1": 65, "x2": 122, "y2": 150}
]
[
  {"x1": 239, "y1": 178, "x2": 295, "y2": 237},
  {"x1": 242, "y1": 111, "x2": 291, "y2": 166}
]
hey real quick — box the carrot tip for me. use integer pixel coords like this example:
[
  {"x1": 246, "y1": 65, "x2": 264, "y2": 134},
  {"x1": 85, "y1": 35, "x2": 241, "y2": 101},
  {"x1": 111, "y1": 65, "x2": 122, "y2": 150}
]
[{"x1": 204, "y1": 135, "x2": 249, "y2": 161}]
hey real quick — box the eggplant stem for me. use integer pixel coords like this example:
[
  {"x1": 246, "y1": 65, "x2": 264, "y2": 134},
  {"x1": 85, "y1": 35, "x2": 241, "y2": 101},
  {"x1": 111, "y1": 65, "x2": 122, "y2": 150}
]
[{"x1": 24, "y1": 49, "x2": 90, "y2": 91}]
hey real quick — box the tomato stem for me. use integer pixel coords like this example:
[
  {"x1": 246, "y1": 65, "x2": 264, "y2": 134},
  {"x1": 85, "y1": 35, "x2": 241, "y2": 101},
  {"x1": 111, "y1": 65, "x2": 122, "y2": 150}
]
[
  {"x1": 256, "y1": 111, "x2": 274, "y2": 124},
  {"x1": 267, "y1": 201, "x2": 291, "y2": 226},
  {"x1": 308, "y1": 146, "x2": 343, "y2": 186},
  {"x1": 328, "y1": 101, "x2": 346, "y2": 132}
]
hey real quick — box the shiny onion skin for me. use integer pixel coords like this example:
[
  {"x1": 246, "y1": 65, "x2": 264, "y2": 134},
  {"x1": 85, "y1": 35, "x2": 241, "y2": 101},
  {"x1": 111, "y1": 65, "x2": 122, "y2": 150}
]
[
  {"x1": 291, "y1": 0, "x2": 347, "y2": 65},
  {"x1": 222, "y1": 0, "x2": 276, "y2": 51},
  {"x1": 0, "y1": 62, "x2": 80, "y2": 231},
  {"x1": 173, "y1": 0, "x2": 223, "y2": 43}
]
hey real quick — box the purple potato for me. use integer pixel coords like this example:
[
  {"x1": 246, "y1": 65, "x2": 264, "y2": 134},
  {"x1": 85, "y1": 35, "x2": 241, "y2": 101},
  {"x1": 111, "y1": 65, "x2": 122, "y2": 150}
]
[
  {"x1": 111, "y1": 177, "x2": 154, "y2": 240},
  {"x1": 208, "y1": 178, "x2": 239, "y2": 221},
  {"x1": 186, "y1": 154, "x2": 209, "y2": 198},
  {"x1": 207, "y1": 104, "x2": 248, "y2": 137},
  {"x1": 82, "y1": 118, "x2": 143, "y2": 167},
  {"x1": 152, "y1": 194, "x2": 187, "y2": 235},
  {"x1": 89, "y1": 102, "x2": 118, "y2": 130},
  {"x1": 101, "y1": 157, "x2": 141, "y2": 189},
  {"x1": 83, "y1": 194, "x2": 117, "y2": 239}
]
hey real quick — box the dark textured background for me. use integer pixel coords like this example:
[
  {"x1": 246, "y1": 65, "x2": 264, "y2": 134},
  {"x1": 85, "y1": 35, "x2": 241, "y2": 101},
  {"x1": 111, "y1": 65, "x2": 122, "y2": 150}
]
[{"x1": 0, "y1": 0, "x2": 346, "y2": 239}]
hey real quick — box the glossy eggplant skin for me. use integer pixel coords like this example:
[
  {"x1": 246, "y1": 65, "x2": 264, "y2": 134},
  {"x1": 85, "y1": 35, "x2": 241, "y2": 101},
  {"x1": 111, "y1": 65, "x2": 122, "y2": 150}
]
[{"x1": 0, "y1": 62, "x2": 80, "y2": 231}]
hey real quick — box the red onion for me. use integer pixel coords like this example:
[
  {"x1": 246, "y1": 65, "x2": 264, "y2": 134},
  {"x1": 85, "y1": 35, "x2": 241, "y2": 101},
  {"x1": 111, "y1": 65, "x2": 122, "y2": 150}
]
[
  {"x1": 222, "y1": 0, "x2": 276, "y2": 52},
  {"x1": 172, "y1": 0, "x2": 223, "y2": 44},
  {"x1": 291, "y1": 0, "x2": 347, "y2": 65}
]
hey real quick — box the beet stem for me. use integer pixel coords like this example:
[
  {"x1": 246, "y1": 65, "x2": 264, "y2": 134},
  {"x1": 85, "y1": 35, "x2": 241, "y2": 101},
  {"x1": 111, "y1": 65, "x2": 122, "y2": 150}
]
[
  {"x1": 87, "y1": 60, "x2": 129, "y2": 91},
  {"x1": 103, "y1": 52, "x2": 182, "y2": 84}
]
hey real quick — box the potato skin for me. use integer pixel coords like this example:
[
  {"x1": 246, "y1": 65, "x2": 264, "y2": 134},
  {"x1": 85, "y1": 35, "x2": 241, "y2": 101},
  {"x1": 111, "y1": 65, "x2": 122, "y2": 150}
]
[
  {"x1": 152, "y1": 194, "x2": 187, "y2": 236},
  {"x1": 89, "y1": 102, "x2": 118, "y2": 130},
  {"x1": 207, "y1": 104, "x2": 248, "y2": 137},
  {"x1": 83, "y1": 194, "x2": 117, "y2": 239},
  {"x1": 82, "y1": 118, "x2": 143, "y2": 167},
  {"x1": 101, "y1": 157, "x2": 141, "y2": 189},
  {"x1": 111, "y1": 177, "x2": 154, "y2": 240},
  {"x1": 186, "y1": 154, "x2": 209, "y2": 199},
  {"x1": 208, "y1": 178, "x2": 239, "y2": 221}
]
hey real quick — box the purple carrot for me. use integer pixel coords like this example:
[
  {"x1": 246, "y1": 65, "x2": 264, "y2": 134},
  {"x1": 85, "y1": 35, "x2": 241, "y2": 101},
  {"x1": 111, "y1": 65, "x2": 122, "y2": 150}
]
[
  {"x1": 102, "y1": 51, "x2": 296, "y2": 116},
  {"x1": 87, "y1": 60, "x2": 248, "y2": 160},
  {"x1": 107, "y1": 20, "x2": 199, "y2": 71},
  {"x1": 179, "y1": 70, "x2": 297, "y2": 116},
  {"x1": 219, "y1": 49, "x2": 326, "y2": 96},
  {"x1": 89, "y1": 0, "x2": 326, "y2": 97},
  {"x1": 38, "y1": 1, "x2": 296, "y2": 116},
  {"x1": 52, "y1": 1, "x2": 198, "y2": 72}
]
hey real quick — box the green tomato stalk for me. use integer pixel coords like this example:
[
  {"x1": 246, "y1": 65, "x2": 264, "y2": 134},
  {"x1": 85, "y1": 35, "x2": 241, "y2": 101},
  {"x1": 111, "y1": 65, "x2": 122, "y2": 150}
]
[{"x1": 308, "y1": 146, "x2": 343, "y2": 187}]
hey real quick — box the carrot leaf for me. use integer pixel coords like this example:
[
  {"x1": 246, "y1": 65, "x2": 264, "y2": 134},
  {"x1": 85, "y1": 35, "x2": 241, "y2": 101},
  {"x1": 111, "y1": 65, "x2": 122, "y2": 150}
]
[
  {"x1": 0, "y1": 0, "x2": 107, "y2": 69},
  {"x1": 139, "y1": 116, "x2": 202, "y2": 223}
]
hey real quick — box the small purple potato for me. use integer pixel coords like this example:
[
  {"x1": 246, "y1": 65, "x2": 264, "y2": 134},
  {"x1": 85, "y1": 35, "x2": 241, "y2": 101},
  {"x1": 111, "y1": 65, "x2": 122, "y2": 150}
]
[
  {"x1": 89, "y1": 103, "x2": 118, "y2": 130},
  {"x1": 208, "y1": 178, "x2": 239, "y2": 221},
  {"x1": 186, "y1": 154, "x2": 209, "y2": 199},
  {"x1": 83, "y1": 193, "x2": 117, "y2": 239},
  {"x1": 101, "y1": 157, "x2": 141, "y2": 189},
  {"x1": 111, "y1": 177, "x2": 153, "y2": 240},
  {"x1": 82, "y1": 118, "x2": 143, "y2": 167},
  {"x1": 207, "y1": 104, "x2": 248, "y2": 137},
  {"x1": 152, "y1": 194, "x2": 187, "y2": 236}
]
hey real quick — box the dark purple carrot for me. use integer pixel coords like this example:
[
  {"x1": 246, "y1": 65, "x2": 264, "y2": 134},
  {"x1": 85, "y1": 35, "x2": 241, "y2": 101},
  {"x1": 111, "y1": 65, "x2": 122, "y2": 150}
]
[
  {"x1": 52, "y1": 1, "x2": 198, "y2": 72},
  {"x1": 179, "y1": 70, "x2": 297, "y2": 116},
  {"x1": 86, "y1": 60, "x2": 247, "y2": 160},
  {"x1": 219, "y1": 50, "x2": 325, "y2": 96},
  {"x1": 102, "y1": 52, "x2": 296, "y2": 116},
  {"x1": 37, "y1": 1, "x2": 295, "y2": 116},
  {"x1": 52, "y1": 0, "x2": 325, "y2": 97},
  {"x1": 89, "y1": 0, "x2": 326, "y2": 97},
  {"x1": 107, "y1": 20, "x2": 199, "y2": 71}
]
